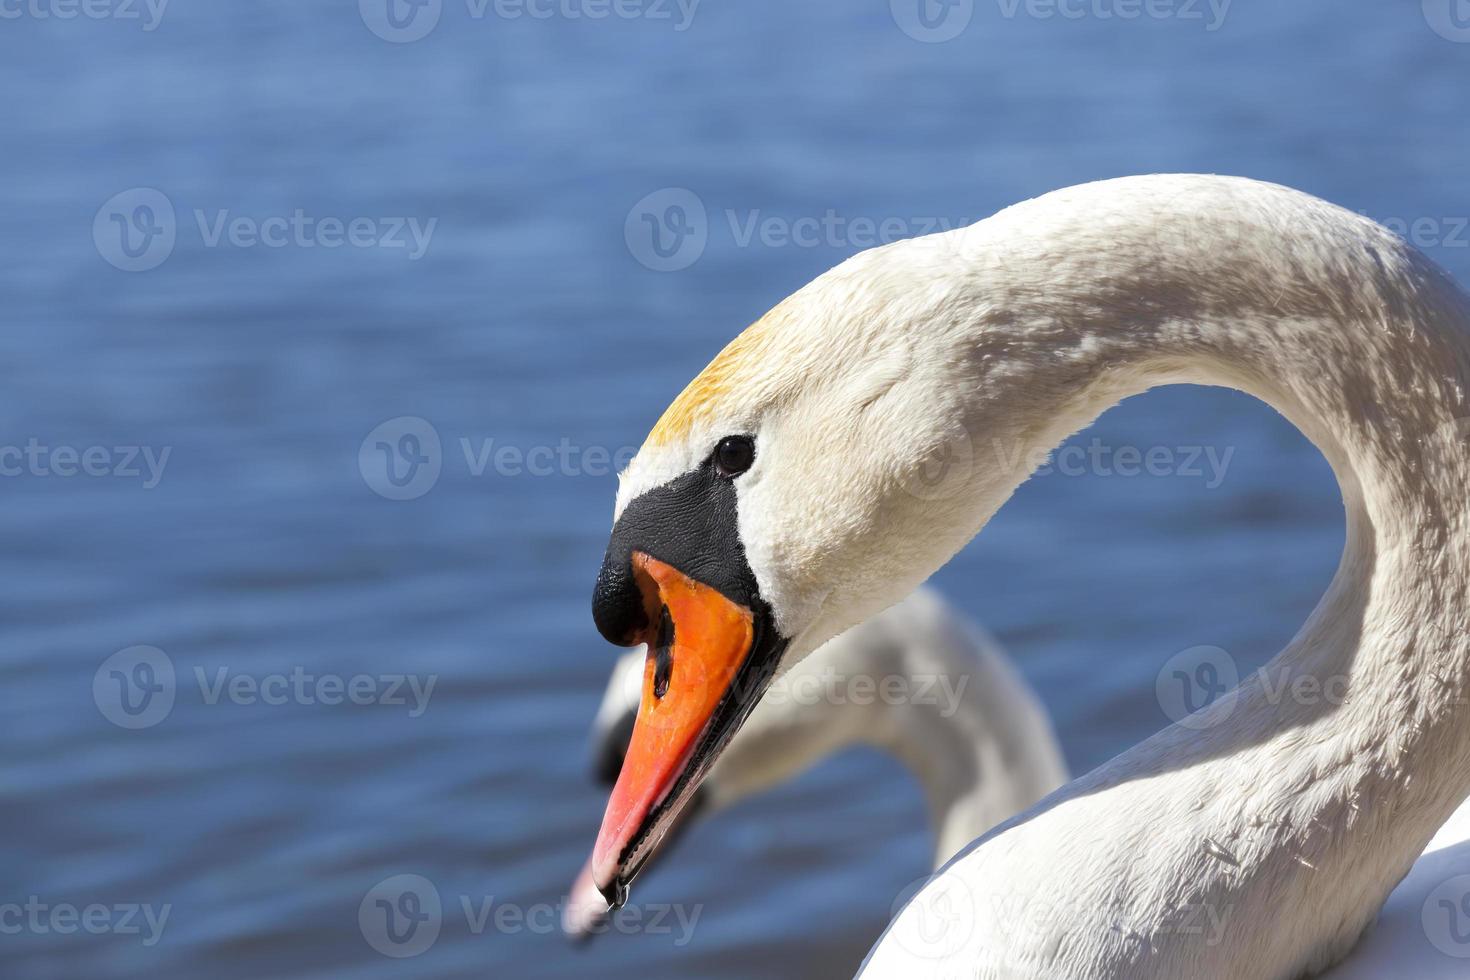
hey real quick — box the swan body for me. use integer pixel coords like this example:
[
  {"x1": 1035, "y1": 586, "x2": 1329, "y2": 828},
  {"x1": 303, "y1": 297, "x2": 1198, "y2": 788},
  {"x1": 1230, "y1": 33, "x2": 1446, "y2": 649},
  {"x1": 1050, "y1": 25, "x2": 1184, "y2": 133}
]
[{"x1": 586, "y1": 174, "x2": 1470, "y2": 979}]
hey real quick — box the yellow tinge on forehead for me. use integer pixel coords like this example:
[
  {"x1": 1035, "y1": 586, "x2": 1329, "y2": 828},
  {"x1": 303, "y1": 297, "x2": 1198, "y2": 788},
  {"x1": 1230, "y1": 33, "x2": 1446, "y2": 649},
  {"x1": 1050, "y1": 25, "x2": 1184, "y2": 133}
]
[{"x1": 643, "y1": 306, "x2": 785, "y2": 449}]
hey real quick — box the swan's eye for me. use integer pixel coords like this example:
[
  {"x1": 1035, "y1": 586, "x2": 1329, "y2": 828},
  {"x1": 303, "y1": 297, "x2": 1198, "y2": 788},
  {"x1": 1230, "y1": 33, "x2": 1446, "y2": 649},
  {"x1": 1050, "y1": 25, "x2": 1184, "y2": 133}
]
[{"x1": 713, "y1": 435, "x2": 755, "y2": 478}]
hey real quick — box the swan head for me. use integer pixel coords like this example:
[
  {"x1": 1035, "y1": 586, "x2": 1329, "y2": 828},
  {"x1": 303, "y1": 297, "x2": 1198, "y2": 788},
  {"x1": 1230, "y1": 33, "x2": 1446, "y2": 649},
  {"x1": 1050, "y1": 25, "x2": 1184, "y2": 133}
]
[{"x1": 586, "y1": 230, "x2": 1050, "y2": 905}]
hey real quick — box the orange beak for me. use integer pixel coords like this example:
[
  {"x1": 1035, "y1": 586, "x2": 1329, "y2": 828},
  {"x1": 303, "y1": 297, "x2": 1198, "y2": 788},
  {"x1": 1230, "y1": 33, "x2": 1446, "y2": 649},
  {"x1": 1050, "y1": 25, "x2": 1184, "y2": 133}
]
[{"x1": 589, "y1": 552, "x2": 760, "y2": 905}]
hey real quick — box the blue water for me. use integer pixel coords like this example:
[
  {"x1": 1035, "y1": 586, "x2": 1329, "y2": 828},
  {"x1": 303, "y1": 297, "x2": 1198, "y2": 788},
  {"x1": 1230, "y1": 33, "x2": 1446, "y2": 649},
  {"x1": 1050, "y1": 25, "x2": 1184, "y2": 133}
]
[{"x1": 0, "y1": 2, "x2": 1466, "y2": 977}]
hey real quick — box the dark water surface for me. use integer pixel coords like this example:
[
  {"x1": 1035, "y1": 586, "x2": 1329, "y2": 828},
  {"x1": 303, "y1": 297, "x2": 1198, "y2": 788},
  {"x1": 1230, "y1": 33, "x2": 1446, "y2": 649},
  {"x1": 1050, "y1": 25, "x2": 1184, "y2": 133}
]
[{"x1": 0, "y1": 2, "x2": 1467, "y2": 977}]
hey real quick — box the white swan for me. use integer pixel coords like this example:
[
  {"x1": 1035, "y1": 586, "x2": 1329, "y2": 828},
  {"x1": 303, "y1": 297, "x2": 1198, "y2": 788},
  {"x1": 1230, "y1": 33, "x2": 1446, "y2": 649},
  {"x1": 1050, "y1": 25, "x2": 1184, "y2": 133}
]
[
  {"x1": 583, "y1": 174, "x2": 1470, "y2": 978},
  {"x1": 563, "y1": 585, "x2": 1067, "y2": 939}
]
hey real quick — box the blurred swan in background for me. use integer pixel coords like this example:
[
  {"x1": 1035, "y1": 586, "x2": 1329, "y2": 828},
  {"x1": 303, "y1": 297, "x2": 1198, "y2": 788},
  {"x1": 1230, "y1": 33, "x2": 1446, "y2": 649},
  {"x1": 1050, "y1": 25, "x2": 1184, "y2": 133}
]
[{"x1": 563, "y1": 585, "x2": 1067, "y2": 939}]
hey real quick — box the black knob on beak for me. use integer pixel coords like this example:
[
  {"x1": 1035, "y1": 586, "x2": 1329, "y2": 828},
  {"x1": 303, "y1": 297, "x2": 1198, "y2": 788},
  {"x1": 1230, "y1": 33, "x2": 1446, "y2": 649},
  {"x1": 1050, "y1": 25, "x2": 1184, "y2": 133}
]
[{"x1": 592, "y1": 546, "x2": 647, "y2": 647}]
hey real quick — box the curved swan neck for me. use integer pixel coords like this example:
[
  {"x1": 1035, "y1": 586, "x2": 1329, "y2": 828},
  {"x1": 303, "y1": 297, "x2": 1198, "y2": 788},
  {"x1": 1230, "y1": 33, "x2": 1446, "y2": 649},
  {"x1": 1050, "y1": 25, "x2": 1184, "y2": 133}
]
[
  {"x1": 950, "y1": 178, "x2": 1470, "y2": 676},
  {"x1": 952, "y1": 178, "x2": 1470, "y2": 795}
]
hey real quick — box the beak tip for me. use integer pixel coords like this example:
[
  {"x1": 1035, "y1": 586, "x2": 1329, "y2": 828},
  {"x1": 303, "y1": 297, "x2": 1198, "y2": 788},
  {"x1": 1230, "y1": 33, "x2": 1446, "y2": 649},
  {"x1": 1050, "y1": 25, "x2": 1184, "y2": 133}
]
[
  {"x1": 589, "y1": 845, "x2": 629, "y2": 908},
  {"x1": 597, "y1": 874, "x2": 628, "y2": 911}
]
